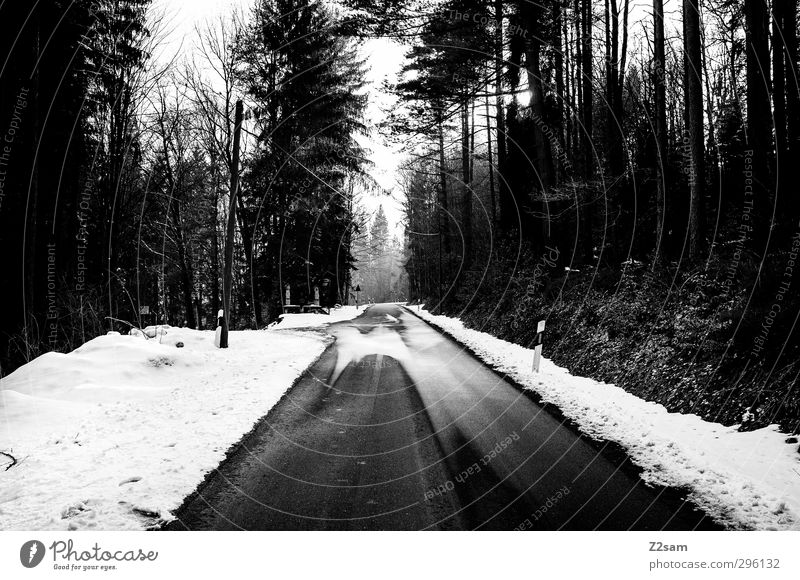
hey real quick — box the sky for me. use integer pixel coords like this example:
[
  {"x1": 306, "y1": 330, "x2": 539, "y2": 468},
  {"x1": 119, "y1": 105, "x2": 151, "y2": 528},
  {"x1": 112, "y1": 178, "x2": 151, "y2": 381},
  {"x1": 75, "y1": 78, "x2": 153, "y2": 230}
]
[{"x1": 151, "y1": 0, "x2": 408, "y2": 237}]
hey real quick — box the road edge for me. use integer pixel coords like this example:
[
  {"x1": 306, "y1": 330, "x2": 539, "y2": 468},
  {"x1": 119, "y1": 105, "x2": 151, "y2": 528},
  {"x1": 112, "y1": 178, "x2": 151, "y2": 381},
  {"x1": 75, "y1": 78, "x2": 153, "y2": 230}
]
[{"x1": 153, "y1": 331, "x2": 336, "y2": 530}]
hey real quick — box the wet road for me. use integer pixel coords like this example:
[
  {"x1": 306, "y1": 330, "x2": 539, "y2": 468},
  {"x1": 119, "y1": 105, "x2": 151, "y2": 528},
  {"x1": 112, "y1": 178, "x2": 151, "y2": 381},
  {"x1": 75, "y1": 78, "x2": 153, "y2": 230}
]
[{"x1": 164, "y1": 304, "x2": 719, "y2": 530}]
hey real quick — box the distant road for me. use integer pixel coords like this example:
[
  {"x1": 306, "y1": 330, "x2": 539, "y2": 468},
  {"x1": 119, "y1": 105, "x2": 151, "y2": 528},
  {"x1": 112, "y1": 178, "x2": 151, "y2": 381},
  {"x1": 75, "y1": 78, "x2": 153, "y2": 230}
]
[{"x1": 164, "y1": 304, "x2": 719, "y2": 530}]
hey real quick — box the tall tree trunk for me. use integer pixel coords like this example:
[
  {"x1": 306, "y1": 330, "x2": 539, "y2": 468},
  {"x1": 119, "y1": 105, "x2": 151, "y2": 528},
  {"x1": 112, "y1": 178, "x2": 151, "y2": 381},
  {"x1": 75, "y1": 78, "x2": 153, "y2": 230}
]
[
  {"x1": 24, "y1": 13, "x2": 41, "y2": 349},
  {"x1": 616, "y1": 0, "x2": 630, "y2": 172},
  {"x1": 470, "y1": 99, "x2": 476, "y2": 184},
  {"x1": 211, "y1": 170, "x2": 221, "y2": 321},
  {"x1": 494, "y1": 0, "x2": 511, "y2": 230},
  {"x1": 565, "y1": 5, "x2": 575, "y2": 163},
  {"x1": 784, "y1": 0, "x2": 800, "y2": 181},
  {"x1": 702, "y1": 30, "x2": 717, "y2": 240},
  {"x1": 581, "y1": 0, "x2": 595, "y2": 262},
  {"x1": 683, "y1": 0, "x2": 705, "y2": 260},
  {"x1": 653, "y1": 0, "x2": 667, "y2": 261},
  {"x1": 171, "y1": 203, "x2": 198, "y2": 329},
  {"x1": 605, "y1": 0, "x2": 627, "y2": 177},
  {"x1": 525, "y1": 31, "x2": 555, "y2": 191},
  {"x1": 221, "y1": 99, "x2": 242, "y2": 347},
  {"x1": 461, "y1": 99, "x2": 473, "y2": 263},
  {"x1": 744, "y1": 0, "x2": 773, "y2": 250},
  {"x1": 485, "y1": 90, "x2": 497, "y2": 225},
  {"x1": 235, "y1": 195, "x2": 262, "y2": 326},
  {"x1": 774, "y1": 1, "x2": 788, "y2": 160},
  {"x1": 605, "y1": 0, "x2": 613, "y2": 171},
  {"x1": 437, "y1": 114, "x2": 450, "y2": 255},
  {"x1": 554, "y1": 0, "x2": 565, "y2": 184},
  {"x1": 775, "y1": 0, "x2": 796, "y2": 227},
  {"x1": 575, "y1": 0, "x2": 583, "y2": 163}
]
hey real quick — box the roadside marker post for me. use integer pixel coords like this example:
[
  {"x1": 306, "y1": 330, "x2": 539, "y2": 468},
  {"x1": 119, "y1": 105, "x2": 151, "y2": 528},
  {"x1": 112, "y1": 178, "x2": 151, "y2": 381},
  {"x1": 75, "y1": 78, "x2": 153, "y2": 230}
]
[
  {"x1": 214, "y1": 309, "x2": 224, "y2": 348},
  {"x1": 532, "y1": 320, "x2": 545, "y2": 372}
]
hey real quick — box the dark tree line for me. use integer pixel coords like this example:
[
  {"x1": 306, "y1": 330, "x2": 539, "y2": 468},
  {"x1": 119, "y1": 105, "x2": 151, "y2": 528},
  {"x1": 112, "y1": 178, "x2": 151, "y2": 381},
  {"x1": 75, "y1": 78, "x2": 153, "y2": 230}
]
[
  {"x1": 0, "y1": 0, "x2": 154, "y2": 370},
  {"x1": 354, "y1": 0, "x2": 800, "y2": 278}
]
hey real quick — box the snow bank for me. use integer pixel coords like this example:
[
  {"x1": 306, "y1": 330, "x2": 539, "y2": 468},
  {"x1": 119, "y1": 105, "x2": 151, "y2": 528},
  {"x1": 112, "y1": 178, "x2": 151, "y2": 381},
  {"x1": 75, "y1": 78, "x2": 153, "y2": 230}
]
[
  {"x1": 411, "y1": 306, "x2": 800, "y2": 531},
  {"x1": 0, "y1": 327, "x2": 330, "y2": 530},
  {"x1": 271, "y1": 305, "x2": 363, "y2": 329}
]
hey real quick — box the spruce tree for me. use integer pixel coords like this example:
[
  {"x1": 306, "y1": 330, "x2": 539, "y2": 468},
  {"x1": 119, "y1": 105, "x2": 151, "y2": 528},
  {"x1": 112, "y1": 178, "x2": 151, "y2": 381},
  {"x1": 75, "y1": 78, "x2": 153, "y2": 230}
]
[{"x1": 240, "y1": 0, "x2": 370, "y2": 310}]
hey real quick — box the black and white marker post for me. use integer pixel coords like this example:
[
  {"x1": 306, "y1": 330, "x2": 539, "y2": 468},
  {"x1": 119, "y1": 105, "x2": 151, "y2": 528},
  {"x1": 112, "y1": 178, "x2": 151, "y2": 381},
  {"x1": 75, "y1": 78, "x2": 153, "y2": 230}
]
[
  {"x1": 532, "y1": 320, "x2": 545, "y2": 372},
  {"x1": 214, "y1": 309, "x2": 224, "y2": 348}
]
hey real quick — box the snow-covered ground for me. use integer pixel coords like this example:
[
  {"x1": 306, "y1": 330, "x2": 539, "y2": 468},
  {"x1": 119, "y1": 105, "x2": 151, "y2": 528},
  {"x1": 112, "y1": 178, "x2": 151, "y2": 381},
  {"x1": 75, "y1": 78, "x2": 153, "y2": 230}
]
[
  {"x1": 271, "y1": 305, "x2": 364, "y2": 329},
  {"x1": 411, "y1": 306, "x2": 800, "y2": 531},
  {"x1": 0, "y1": 326, "x2": 333, "y2": 531}
]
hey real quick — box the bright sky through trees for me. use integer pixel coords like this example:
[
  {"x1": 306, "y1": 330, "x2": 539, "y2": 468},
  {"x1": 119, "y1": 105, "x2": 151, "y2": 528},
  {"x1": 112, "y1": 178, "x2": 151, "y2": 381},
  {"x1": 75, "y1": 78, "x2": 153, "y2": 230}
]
[{"x1": 153, "y1": 0, "x2": 407, "y2": 233}]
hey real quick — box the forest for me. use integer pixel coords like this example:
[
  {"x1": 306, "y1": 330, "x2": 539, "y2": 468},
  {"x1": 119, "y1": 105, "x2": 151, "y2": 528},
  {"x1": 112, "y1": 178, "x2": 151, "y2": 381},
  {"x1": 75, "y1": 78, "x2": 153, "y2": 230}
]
[
  {"x1": 1, "y1": 0, "x2": 799, "y2": 433},
  {"x1": 0, "y1": 0, "x2": 373, "y2": 367},
  {"x1": 345, "y1": 0, "x2": 800, "y2": 432}
]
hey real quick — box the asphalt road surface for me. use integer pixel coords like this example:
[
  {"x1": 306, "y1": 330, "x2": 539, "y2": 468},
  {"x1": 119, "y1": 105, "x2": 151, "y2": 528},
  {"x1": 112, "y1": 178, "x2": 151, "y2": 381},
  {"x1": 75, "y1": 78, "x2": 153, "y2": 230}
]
[{"x1": 164, "y1": 304, "x2": 720, "y2": 530}]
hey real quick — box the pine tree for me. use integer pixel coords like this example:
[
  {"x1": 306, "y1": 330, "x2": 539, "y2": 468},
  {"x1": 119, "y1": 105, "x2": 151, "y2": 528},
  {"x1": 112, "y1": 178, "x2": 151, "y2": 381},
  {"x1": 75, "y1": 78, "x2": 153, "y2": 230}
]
[{"x1": 240, "y1": 0, "x2": 370, "y2": 312}]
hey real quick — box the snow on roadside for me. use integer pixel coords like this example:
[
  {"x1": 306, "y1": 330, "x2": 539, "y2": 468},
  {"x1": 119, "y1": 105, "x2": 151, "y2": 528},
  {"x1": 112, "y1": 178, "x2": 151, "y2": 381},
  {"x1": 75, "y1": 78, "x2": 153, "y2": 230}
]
[
  {"x1": 271, "y1": 305, "x2": 363, "y2": 329},
  {"x1": 411, "y1": 306, "x2": 800, "y2": 531},
  {"x1": 0, "y1": 327, "x2": 330, "y2": 531}
]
